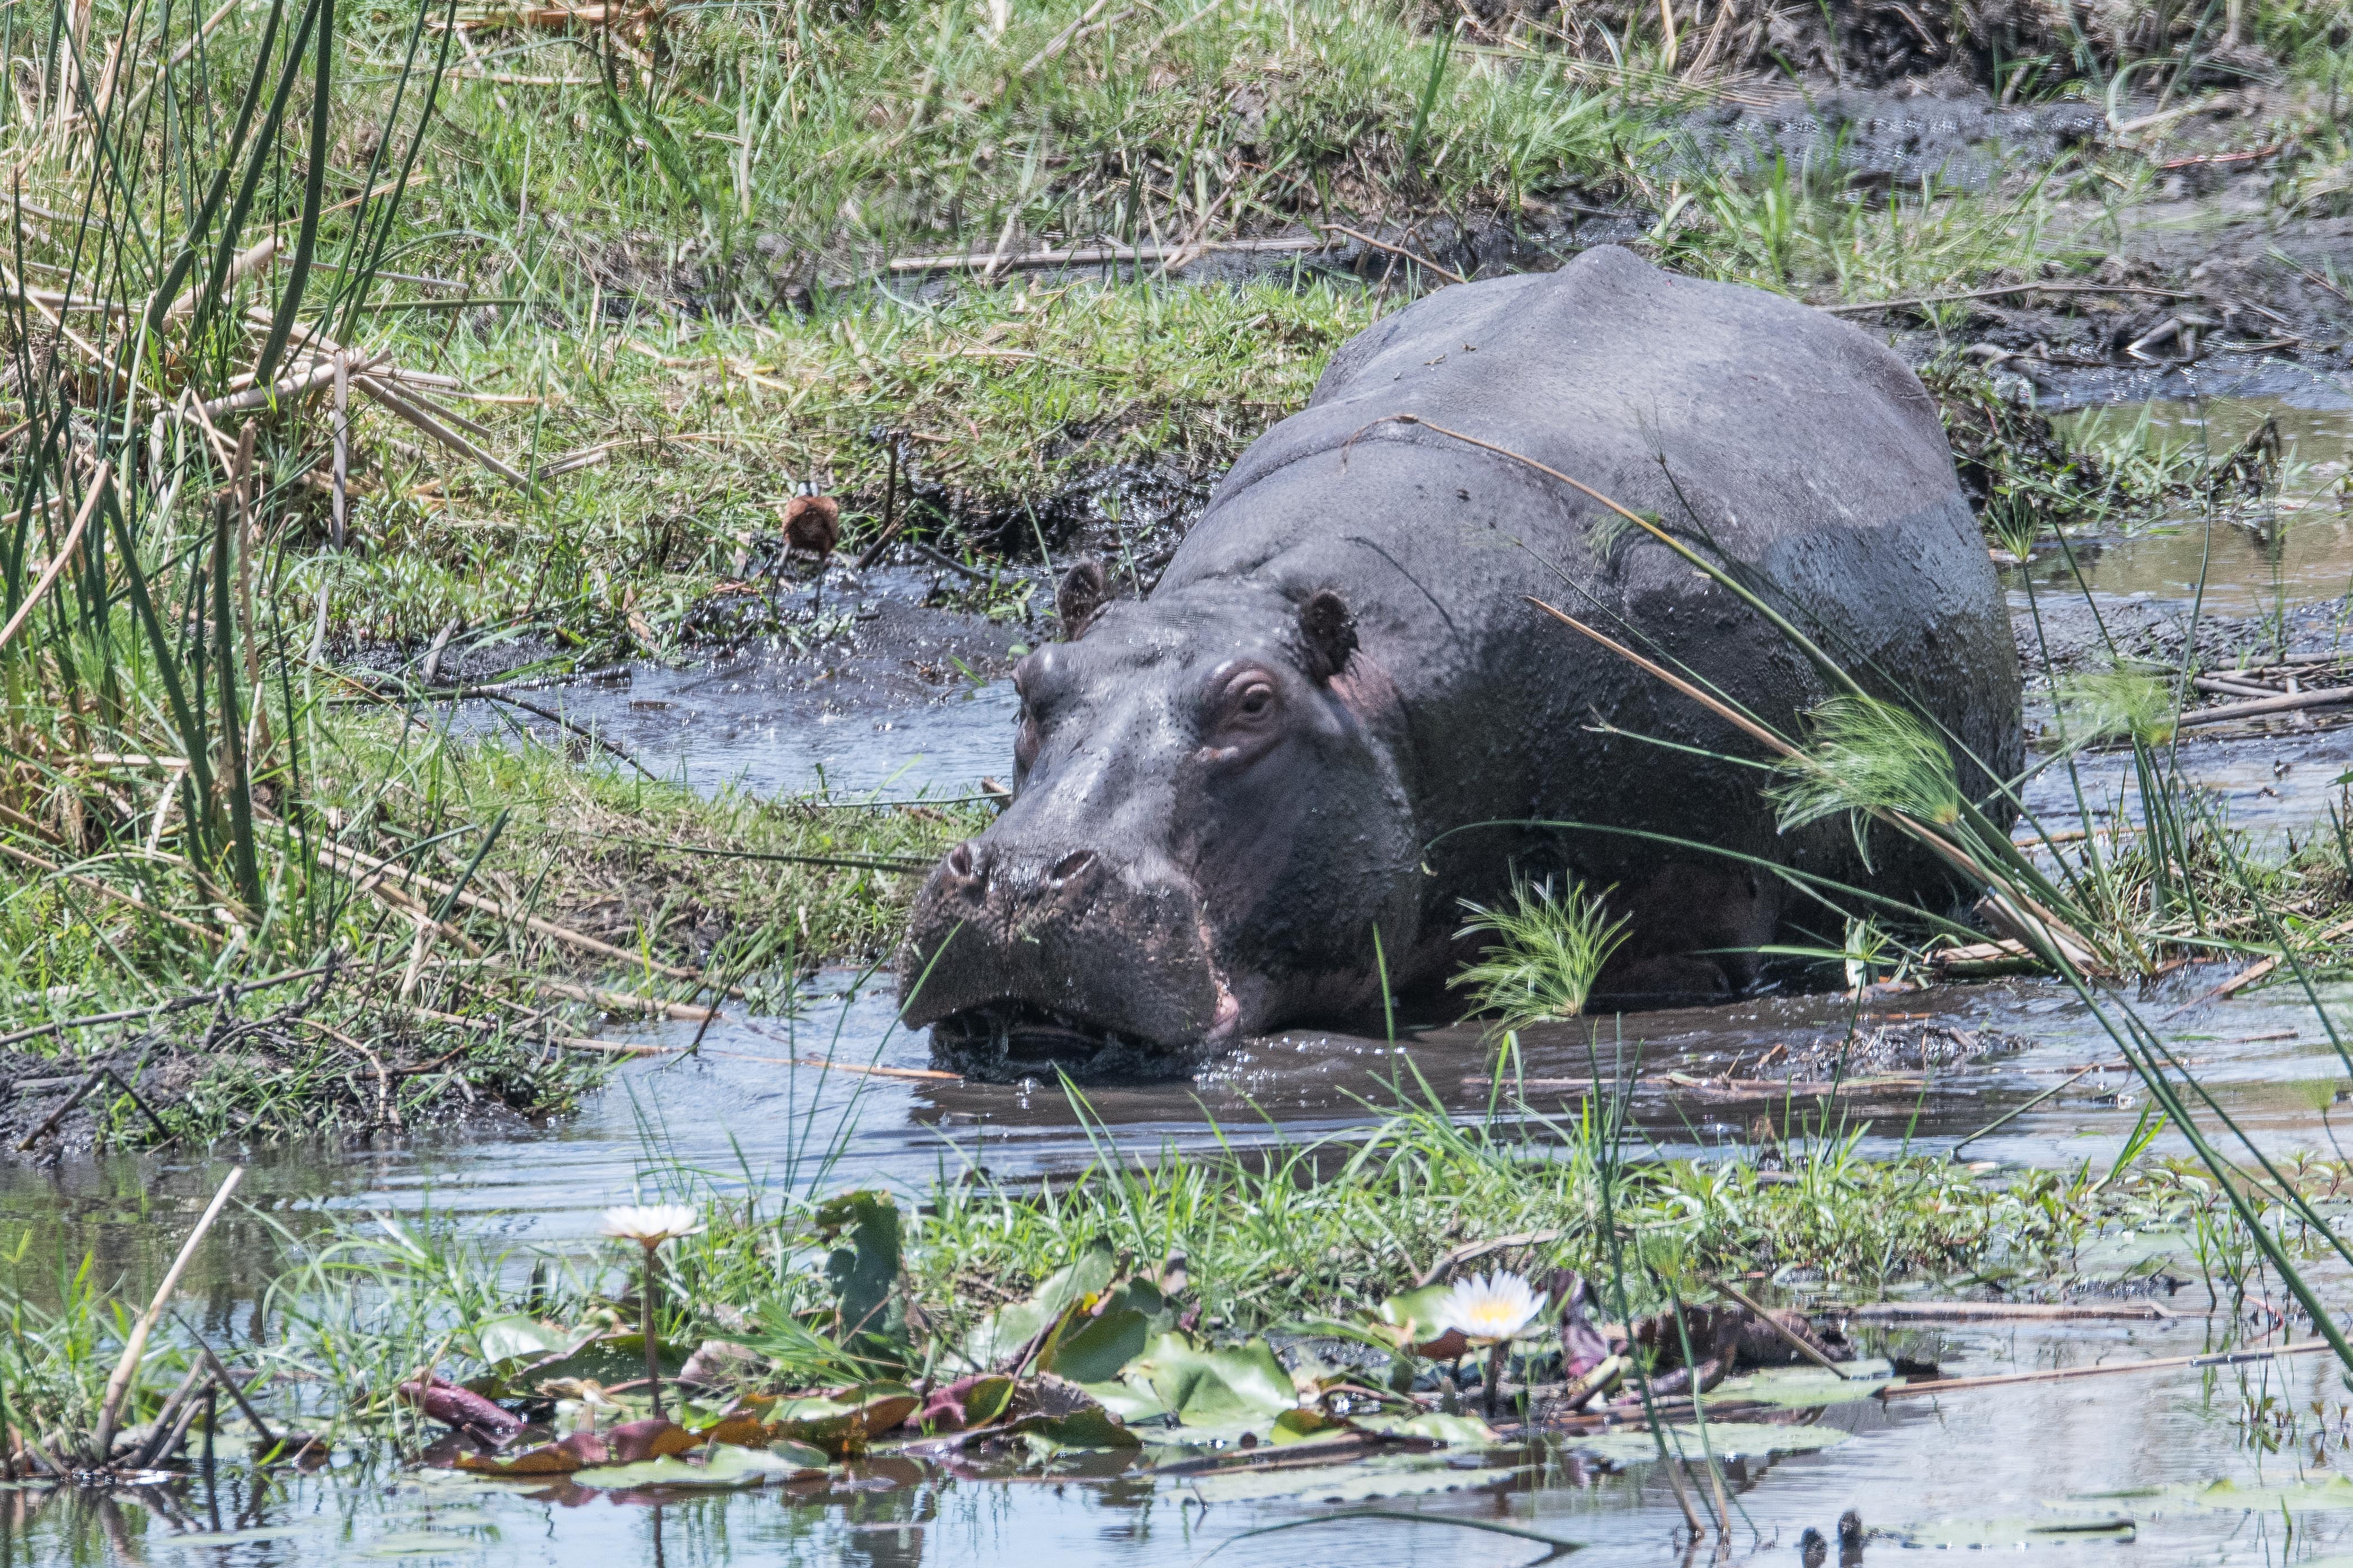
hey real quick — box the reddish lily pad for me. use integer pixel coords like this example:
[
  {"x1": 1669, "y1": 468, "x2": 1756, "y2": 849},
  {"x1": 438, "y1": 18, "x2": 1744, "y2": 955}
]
[
  {"x1": 400, "y1": 1374, "x2": 525, "y2": 1440},
  {"x1": 451, "y1": 1418, "x2": 698, "y2": 1477}
]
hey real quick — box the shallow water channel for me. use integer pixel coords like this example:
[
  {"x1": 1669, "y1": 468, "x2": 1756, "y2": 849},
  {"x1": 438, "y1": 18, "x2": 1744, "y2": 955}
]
[{"x1": 16, "y1": 390, "x2": 2353, "y2": 1564}]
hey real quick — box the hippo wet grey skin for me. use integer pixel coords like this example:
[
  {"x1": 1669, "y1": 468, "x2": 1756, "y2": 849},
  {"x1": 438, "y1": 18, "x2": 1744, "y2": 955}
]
[{"x1": 898, "y1": 245, "x2": 2023, "y2": 1081}]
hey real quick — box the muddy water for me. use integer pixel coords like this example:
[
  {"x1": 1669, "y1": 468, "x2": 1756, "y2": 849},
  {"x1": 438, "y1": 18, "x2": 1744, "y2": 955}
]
[
  {"x1": 19, "y1": 395, "x2": 2353, "y2": 1564},
  {"x1": 2027, "y1": 392, "x2": 2353, "y2": 614},
  {"x1": 10, "y1": 1317, "x2": 2352, "y2": 1567}
]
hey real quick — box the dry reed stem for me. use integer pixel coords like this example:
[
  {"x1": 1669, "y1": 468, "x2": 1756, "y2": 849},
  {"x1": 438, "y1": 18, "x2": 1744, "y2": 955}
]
[
  {"x1": 1320, "y1": 223, "x2": 1469, "y2": 285},
  {"x1": 0, "y1": 460, "x2": 110, "y2": 654},
  {"x1": 304, "y1": 835, "x2": 718, "y2": 987},
  {"x1": 0, "y1": 836, "x2": 219, "y2": 941},
  {"x1": 1882, "y1": 1338, "x2": 2333, "y2": 1398},
  {"x1": 90, "y1": 1165, "x2": 244, "y2": 1462}
]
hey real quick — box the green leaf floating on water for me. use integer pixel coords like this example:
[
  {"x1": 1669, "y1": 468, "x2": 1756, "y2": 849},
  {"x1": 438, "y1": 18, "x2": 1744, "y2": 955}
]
[
  {"x1": 1899, "y1": 1515, "x2": 2136, "y2": 1547},
  {"x1": 1184, "y1": 1454, "x2": 1522, "y2": 1506},
  {"x1": 2150, "y1": 1476, "x2": 2353, "y2": 1513},
  {"x1": 1357, "y1": 1410, "x2": 1501, "y2": 1445},
  {"x1": 762, "y1": 1383, "x2": 920, "y2": 1455},
  {"x1": 524, "y1": 1331, "x2": 685, "y2": 1390},
  {"x1": 958, "y1": 1242, "x2": 1116, "y2": 1370},
  {"x1": 1714, "y1": 1361, "x2": 1898, "y2": 1408},
  {"x1": 1375, "y1": 1283, "x2": 1458, "y2": 1344},
  {"x1": 1080, "y1": 1376, "x2": 1173, "y2": 1424},
  {"x1": 1128, "y1": 1332, "x2": 1299, "y2": 1424},
  {"x1": 1568, "y1": 1422, "x2": 1850, "y2": 1464},
  {"x1": 570, "y1": 1442, "x2": 829, "y2": 1490}
]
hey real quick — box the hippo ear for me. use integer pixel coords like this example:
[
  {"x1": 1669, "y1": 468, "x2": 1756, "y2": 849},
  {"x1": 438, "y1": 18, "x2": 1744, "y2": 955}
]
[
  {"x1": 1297, "y1": 588, "x2": 1358, "y2": 683},
  {"x1": 1056, "y1": 557, "x2": 1110, "y2": 640}
]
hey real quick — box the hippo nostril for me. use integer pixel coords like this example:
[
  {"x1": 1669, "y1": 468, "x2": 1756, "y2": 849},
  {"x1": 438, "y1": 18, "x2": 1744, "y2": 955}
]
[
  {"x1": 945, "y1": 840, "x2": 985, "y2": 887},
  {"x1": 1047, "y1": 849, "x2": 1098, "y2": 886}
]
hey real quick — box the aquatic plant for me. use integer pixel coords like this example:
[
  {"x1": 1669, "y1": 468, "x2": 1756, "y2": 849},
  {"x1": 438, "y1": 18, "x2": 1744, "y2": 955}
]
[
  {"x1": 1767, "y1": 695, "x2": 1967, "y2": 857},
  {"x1": 1439, "y1": 1269, "x2": 1545, "y2": 1344},
  {"x1": 601, "y1": 1205, "x2": 704, "y2": 1420},
  {"x1": 1450, "y1": 876, "x2": 1630, "y2": 1028},
  {"x1": 1441, "y1": 1267, "x2": 1546, "y2": 1414}
]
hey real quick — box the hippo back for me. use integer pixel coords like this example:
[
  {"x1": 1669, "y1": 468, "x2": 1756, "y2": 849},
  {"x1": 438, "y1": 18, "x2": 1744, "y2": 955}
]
[{"x1": 1158, "y1": 245, "x2": 2021, "y2": 957}]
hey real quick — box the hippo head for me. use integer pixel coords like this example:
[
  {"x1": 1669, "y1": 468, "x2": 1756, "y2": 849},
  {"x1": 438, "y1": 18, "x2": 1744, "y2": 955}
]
[{"x1": 897, "y1": 562, "x2": 1421, "y2": 1081}]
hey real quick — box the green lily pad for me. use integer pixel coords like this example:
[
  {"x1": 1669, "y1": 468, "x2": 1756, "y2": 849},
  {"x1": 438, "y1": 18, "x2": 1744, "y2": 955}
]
[
  {"x1": 1568, "y1": 1422, "x2": 1850, "y2": 1464},
  {"x1": 1358, "y1": 1410, "x2": 1501, "y2": 1446},
  {"x1": 571, "y1": 1442, "x2": 825, "y2": 1490},
  {"x1": 1375, "y1": 1284, "x2": 1459, "y2": 1344},
  {"x1": 958, "y1": 1243, "x2": 1116, "y2": 1370},
  {"x1": 764, "y1": 1383, "x2": 919, "y2": 1455},
  {"x1": 1038, "y1": 1278, "x2": 1176, "y2": 1384},
  {"x1": 1129, "y1": 1334, "x2": 1298, "y2": 1424},
  {"x1": 1000, "y1": 1404, "x2": 1142, "y2": 1451},
  {"x1": 1901, "y1": 1515, "x2": 2136, "y2": 1547},
  {"x1": 1080, "y1": 1376, "x2": 1173, "y2": 1424},
  {"x1": 364, "y1": 1531, "x2": 495, "y2": 1557},
  {"x1": 2152, "y1": 1477, "x2": 2353, "y2": 1513},
  {"x1": 1714, "y1": 1361, "x2": 1898, "y2": 1408},
  {"x1": 475, "y1": 1314, "x2": 573, "y2": 1368},
  {"x1": 525, "y1": 1332, "x2": 685, "y2": 1390},
  {"x1": 2071, "y1": 1229, "x2": 2195, "y2": 1278},
  {"x1": 817, "y1": 1190, "x2": 906, "y2": 1351},
  {"x1": 1184, "y1": 1454, "x2": 1521, "y2": 1505}
]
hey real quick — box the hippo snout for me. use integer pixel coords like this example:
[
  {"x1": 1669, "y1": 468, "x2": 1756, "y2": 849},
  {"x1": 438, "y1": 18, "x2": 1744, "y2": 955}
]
[{"x1": 898, "y1": 837, "x2": 1237, "y2": 1082}]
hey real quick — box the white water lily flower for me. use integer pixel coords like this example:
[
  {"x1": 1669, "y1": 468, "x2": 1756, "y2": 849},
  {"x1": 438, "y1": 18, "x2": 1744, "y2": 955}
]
[
  {"x1": 1439, "y1": 1269, "x2": 1544, "y2": 1345},
  {"x1": 600, "y1": 1203, "x2": 704, "y2": 1247}
]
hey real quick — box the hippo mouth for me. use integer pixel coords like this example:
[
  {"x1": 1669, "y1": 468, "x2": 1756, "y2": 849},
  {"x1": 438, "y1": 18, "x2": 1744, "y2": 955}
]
[{"x1": 926, "y1": 1000, "x2": 1208, "y2": 1085}]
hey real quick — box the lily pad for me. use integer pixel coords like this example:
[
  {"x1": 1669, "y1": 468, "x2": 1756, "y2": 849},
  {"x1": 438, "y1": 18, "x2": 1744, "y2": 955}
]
[
  {"x1": 1900, "y1": 1515, "x2": 2136, "y2": 1547},
  {"x1": 1038, "y1": 1278, "x2": 1177, "y2": 1384},
  {"x1": 1714, "y1": 1361, "x2": 1898, "y2": 1408},
  {"x1": 1357, "y1": 1410, "x2": 1501, "y2": 1446},
  {"x1": 760, "y1": 1383, "x2": 920, "y2": 1457},
  {"x1": 571, "y1": 1442, "x2": 823, "y2": 1491},
  {"x1": 1184, "y1": 1454, "x2": 1521, "y2": 1505},
  {"x1": 2151, "y1": 1476, "x2": 2353, "y2": 1513},
  {"x1": 1129, "y1": 1334, "x2": 1298, "y2": 1424},
  {"x1": 1568, "y1": 1422, "x2": 1850, "y2": 1464},
  {"x1": 1375, "y1": 1284, "x2": 1459, "y2": 1344},
  {"x1": 999, "y1": 1403, "x2": 1141, "y2": 1451},
  {"x1": 958, "y1": 1243, "x2": 1116, "y2": 1370},
  {"x1": 475, "y1": 1315, "x2": 573, "y2": 1369},
  {"x1": 817, "y1": 1190, "x2": 905, "y2": 1349},
  {"x1": 1080, "y1": 1377, "x2": 1173, "y2": 1424},
  {"x1": 524, "y1": 1332, "x2": 685, "y2": 1391}
]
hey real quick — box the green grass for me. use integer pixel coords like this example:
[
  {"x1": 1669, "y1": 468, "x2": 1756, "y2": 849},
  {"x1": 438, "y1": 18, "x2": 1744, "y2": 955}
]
[
  {"x1": 181, "y1": 1094, "x2": 2330, "y2": 1449},
  {"x1": 310, "y1": 276, "x2": 1369, "y2": 652},
  {"x1": 2, "y1": 713, "x2": 979, "y2": 1144}
]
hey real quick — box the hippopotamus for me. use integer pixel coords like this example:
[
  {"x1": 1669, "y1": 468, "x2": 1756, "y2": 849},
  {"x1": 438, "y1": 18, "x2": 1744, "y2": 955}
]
[{"x1": 897, "y1": 245, "x2": 2022, "y2": 1080}]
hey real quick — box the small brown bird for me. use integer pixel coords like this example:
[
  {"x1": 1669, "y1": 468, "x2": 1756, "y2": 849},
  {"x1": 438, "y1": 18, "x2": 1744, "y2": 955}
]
[{"x1": 782, "y1": 494, "x2": 840, "y2": 566}]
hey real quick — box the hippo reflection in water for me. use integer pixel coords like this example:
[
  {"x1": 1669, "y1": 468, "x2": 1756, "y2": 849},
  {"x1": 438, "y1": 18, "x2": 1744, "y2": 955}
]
[{"x1": 898, "y1": 245, "x2": 2023, "y2": 1081}]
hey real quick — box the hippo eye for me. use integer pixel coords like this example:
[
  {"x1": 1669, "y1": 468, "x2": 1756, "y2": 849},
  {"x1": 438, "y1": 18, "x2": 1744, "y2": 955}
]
[
  {"x1": 1015, "y1": 711, "x2": 1042, "y2": 772},
  {"x1": 1208, "y1": 670, "x2": 1280, "y2": 741}
]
